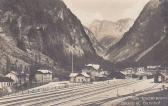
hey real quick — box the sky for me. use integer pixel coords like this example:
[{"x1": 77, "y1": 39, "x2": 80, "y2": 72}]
[{"x1": 63, "y1": 0, "x2": 150, "y2": 26}]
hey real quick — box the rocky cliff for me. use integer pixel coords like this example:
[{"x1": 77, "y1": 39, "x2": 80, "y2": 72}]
[
  {"x1": 84, "y1": 27, "x2": 106, "y2": 56},
  {"x1": 0, "y1": 0, "x2": 107, "y2": 78},
  {"x1": 105, "y1": 0, "x2": 168, "y2": 67},
  {"x1": 89, "y1": 18, "x2": 134, "y2": 48}
]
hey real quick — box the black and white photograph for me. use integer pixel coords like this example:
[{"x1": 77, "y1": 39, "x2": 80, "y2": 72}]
[{"x1": 0, "y1": 0, "x2": 168, "y2": 106}]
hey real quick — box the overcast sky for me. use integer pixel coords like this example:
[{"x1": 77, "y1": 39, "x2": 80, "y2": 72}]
[{"x1": 63, "y1": 0, "x2": 150, "y2": 26}]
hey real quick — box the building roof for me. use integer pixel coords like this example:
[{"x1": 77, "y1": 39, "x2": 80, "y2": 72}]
[
  {"x1": 95, "y1": 74, "x2": 106, "y2": 78},
  {"x1": 0, "y1": 76, "x2": 14, "y2": 82},
  {"x1": 147, "y1": 65, "x2": 161, "y2": 69},
  {"x1": 8, "y1": 71, "x2": 29, "y2": 76},
  {"x1": 69, "y1": 72, "x2": 90, "y2": 78},
  {"x1": 69, "y1": 73, "x2": 79, "y2": 77},
  {"x1": 37, "y1": 70, "x2": 52, "y2": 74},
  {"x1": 86, "y1": 64, "x2": 100, "y2": 70},
  {"x1": 83, "y1": 66, "x2": 97, "y2": 71},
  {"x1": 9, "y1": 71, "x2": 18, "y2": 75},
  {"x1": 81, "y1": 72, "x2": 90, "y2": 78}
]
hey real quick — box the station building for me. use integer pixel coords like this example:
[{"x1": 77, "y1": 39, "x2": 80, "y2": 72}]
[{"x1": 69, "y1": 72, "x2": 91, "y2": 83}]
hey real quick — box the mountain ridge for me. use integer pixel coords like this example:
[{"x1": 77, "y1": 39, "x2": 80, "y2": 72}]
[
  {"x1": 0, "y1": 0, "x2": 112, "y2": 78},
  {"x1": 89, "y1": 18, "x2": 134, "y2": 48},
  {"x1": 105, "y1": 0, "x2": 168, "y2": 67}
]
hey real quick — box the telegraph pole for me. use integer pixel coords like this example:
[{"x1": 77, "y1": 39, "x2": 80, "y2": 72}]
[
  {"x1": 71, "y1": 37, "x2": 75, "y2": 96},
  {"x1": 71, "y1": 35, "x2": 75, "y2": 74},
  {"x1": 72, "y1": 49, "x2": 74, "y2": 73}
]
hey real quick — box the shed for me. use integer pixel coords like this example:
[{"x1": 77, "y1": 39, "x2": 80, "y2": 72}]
[
  {"x1": 6, "y1": 71, "x2": 29, "y2": 85},
  {"x1": 35, "y1": 70, "x2": 53, "y2": 83},
  {"x1": 154, "y1": 72, "x2": 168, "y2": 83}
]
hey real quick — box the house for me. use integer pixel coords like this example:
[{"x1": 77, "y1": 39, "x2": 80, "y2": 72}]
[
  {"x1": 146, "y1": 65, "x2": 160, "y2": 73},
  {"x1": 136, "y1": 67, "x2": 148, "y2": 80},
  {"x1": 6, "y1": 71, "x2": 29, "y2": 85},
  {"x1": 147, "y1": 65, "x2": 161, "y2": 69},
  {"x1": 76, "y1": 72, "x2": 91, "y2": 83},
  {"x1": 0, "y1": 76, "x2": 14, "y2": 89},
  {"x1": 121, "y1": 67, "x2": 135, "y2": 79},
  {"x1": 82, "y1": 66, "x2": 97, "y2": 81},
  {"x1": 6, "y1": 71, "x2": 19, "y2": 84},
  {"x1": 82, "y1": 66, "x2": 108, "y2": 81},
  {"x1": 69, "y1": 72, "x2": 91, "y2": 83},
  {"x1": 35, "y1": 70, "x2": 52, "y2": 83},
  {"x1": 136, "y1": 67, "x2": 145, "y2": 74},
  {"x1": 154, "y1": 72, "x2": 168, "y2": 83},
  {"x1": 69, "y1": 73, "x2": 79, "y2": 82}
]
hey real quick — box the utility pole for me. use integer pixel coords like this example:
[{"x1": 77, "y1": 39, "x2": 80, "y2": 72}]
[
  {"x1": 72, "y1": 49, "x2": 74, "y2": 73},
  {"x1": 71, "y1": 36, "x2": 76, "y2": 96},
  {"x1": 71, "y1": 35, "x2": 75, "y2": 74}
]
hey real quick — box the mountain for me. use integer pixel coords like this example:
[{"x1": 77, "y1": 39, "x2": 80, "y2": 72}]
[
  {"x1": 89, "y1": 18, "x2": 134, "y2": 48},
  {"x1": 0, "y1": 0, "x2": 110, "y2": 78},
  {"x1": 105, "y1": 0, "x2": 168, "y2": 67},
  {"x1": 84, "y1": 27, "x2": 106, "y2": 56}
]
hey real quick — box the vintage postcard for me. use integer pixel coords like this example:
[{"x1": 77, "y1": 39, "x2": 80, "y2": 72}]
[{"x1": 0, "y1": 0, "x2": 168, "y2": 106}]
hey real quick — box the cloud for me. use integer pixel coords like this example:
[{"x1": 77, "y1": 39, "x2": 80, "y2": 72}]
[
  {"x1": 122, "y1": 0, "x2": 150, "y2": 20},
  {"x1": 63, "y1": 0, "x2": 150, "y2": 26}
]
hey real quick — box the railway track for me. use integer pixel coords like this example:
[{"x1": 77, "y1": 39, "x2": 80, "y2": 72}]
[
  {"x1": 1, "y1": 80, "x2": 126, "y2": 106},
  {"x1": 49, "y1": 80, "x2": 142, "y2": 106},
  {"x1": 0, "y1": 83, "x2": 86, "y2": 100},
  {"x1": 0, "y1": 80, "x2": 140, "y2": 106},
  {"x1": 0, "y1": 82, "x2": 108, "y2": 105},
  {"x1": 0, "y1": 81, "x2": 116, "y2": 101},
  {"x1": 80, "y1": 83, "x2": 160, "y2": 106}
]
